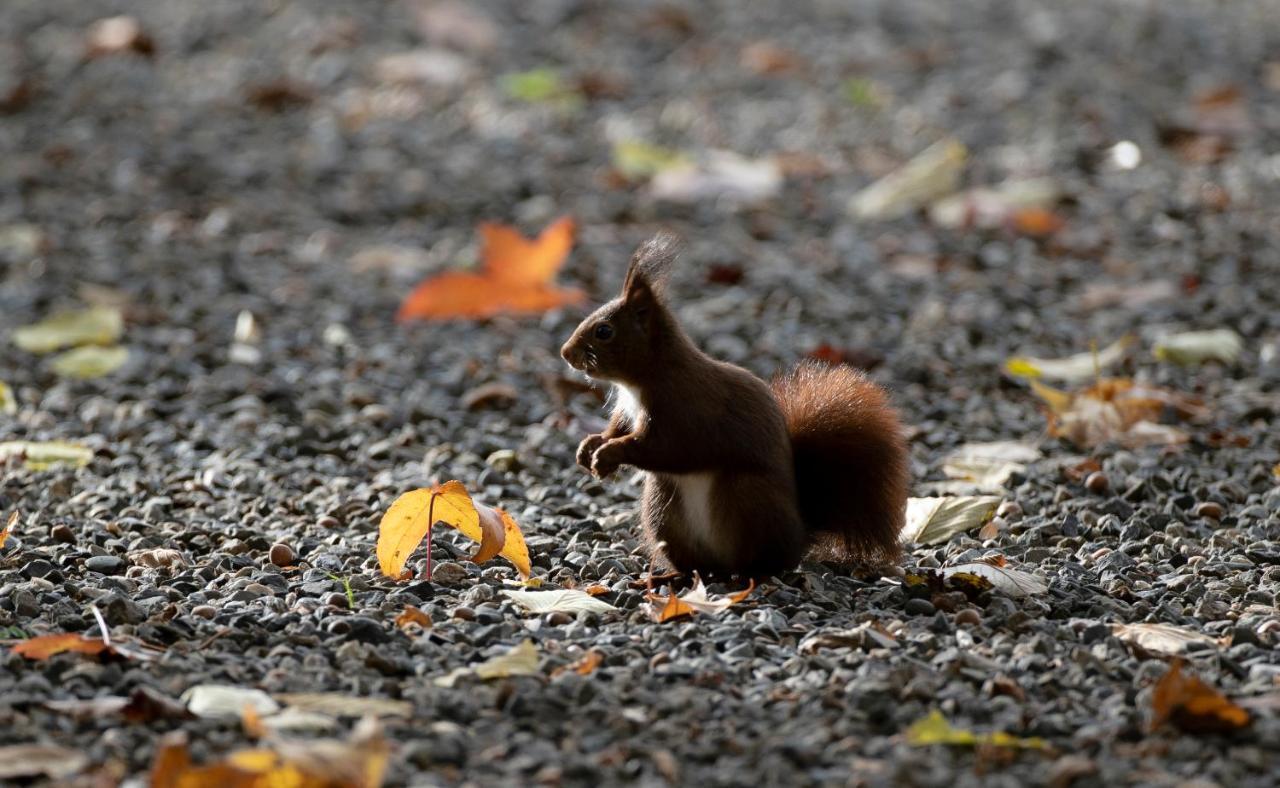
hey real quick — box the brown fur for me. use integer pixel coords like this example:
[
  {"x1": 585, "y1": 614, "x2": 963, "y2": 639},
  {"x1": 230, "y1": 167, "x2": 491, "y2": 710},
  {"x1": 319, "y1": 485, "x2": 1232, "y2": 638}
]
[{"x1": 561, "y1": 234, "x2": 909, "y2": 576}]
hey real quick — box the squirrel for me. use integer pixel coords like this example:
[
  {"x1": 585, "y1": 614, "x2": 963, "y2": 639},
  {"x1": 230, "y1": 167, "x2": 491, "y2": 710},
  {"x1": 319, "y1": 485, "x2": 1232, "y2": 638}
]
[{"x1": 560, "y1": 234, "x2": 910, "y2": 577}]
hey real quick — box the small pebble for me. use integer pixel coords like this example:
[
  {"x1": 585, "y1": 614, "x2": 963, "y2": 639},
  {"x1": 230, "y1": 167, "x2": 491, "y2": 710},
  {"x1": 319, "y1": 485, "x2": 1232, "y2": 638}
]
[
  {"x1": 50, "y1": 524, "x2": 76, "y2": 544},
  {"x1": 452, "y1": 606, "x2": 476, "y2": 621},
  {"x1": 955, "y1": 609, "x2": 982, "y2": 626},
  {"x1": 904, "y1": 598, "x2": 936, "y2": 616},
  {"x1": 269, "y1": 542, "x2": 296, "y2": 567},
  {"x1": 1084, "y1": 471, "x2": 1110, "y2": 494},
  {"x1": 995, "y1": 501, "x2": 1023, "y2": 519},
  {"x1": 1194, "y1": 501, "x2": 1224, "y2": 520},
  {"x1": 192, "y1": 605, "x2": 217, "y2": 619},
  {"x1": 323, "y1": 592, "x2": 349, "y2": 609}
]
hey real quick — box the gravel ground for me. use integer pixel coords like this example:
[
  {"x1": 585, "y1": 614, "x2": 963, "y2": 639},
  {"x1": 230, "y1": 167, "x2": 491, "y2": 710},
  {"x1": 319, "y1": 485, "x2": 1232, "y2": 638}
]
[{"x1": 2, "y1": 1, "x2": 1280, "y2": 786}]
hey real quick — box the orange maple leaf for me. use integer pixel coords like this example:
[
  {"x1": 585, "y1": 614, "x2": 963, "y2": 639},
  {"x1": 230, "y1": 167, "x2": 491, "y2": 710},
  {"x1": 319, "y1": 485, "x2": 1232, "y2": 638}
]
[{"x1": 396, "y1": 216, "x2": 584, "y2": 321}]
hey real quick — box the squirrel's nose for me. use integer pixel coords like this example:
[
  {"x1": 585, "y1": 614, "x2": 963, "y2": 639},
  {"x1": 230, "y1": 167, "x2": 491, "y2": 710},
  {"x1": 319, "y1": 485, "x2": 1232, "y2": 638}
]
[{"x1": 560, "y1": 342, "x2": 579, "y2": 367}]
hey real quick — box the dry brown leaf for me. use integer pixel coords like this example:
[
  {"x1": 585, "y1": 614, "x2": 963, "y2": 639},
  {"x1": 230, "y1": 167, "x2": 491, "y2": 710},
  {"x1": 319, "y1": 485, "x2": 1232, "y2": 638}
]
[
  {"x1": 0, "y1": 510, "x2": 15, "y2": 548},
  {"x1": 552, "y1": 649, "x2": 604, "y2": 677},
  {"x1": 150, "y1": 717, "x2": 389, "y2": 788},
  {"x1": 0, "y1": 744, "x2": 90, "y2": 781},
  {"x1": 376, "y1": 481, "x2": 531, "y2": 580},
  {"x1": 583, "y1": 584, "x2": 610, "y2": 596},
  {"x1": 1030, "y1": 378, "x2": 1205, "y2": 449},
  {"x1": 1151, "y1": 660, "x2": 1251, "y2": 734},
  {"x1": 44, "y1": 686, "x2": 191, "y2": 724},
  {"x1": 11, "y1": 632, "x2": 111, "y2": 660},
  {"x1": 647, "y1": 577, "x2": 754, "y2": 623},
  {"x1": 395, "y1": 606, "x2": 432, "y2": 631},
  {"x1": 397, "y1": 217, "x2": 582, "y2": 322}
]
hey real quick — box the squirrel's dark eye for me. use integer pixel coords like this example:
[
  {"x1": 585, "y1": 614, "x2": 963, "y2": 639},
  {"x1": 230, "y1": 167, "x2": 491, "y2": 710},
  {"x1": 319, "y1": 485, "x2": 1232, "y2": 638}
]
[{"x1": 593, "y1": 322, "x2": 615, "y2": 341}]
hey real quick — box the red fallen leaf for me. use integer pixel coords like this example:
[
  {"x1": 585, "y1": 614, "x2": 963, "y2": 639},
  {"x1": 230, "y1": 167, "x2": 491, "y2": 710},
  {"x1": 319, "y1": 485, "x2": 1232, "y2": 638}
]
[
  {"x1": 1010, "y1": 207, "x2": 1065, "y2": 238},
  {"x1": 706, "y1": 264, "x2": 744, "y2": 285},
  {"x1": 0, "y1": 510, "x2": 16, "y2": 548},
  {"x1": 397, "y1": 217, "x2": 584, "y2": 322},
  {"x1": 551, "y1": 649, "x2": 604, "y2": 677},
  {"x1": 1151, "y1": 660, "x2": 1251, "y2": 734},
  {"x1": 12, "y1": 633, "x2": 110, "y2": 660}
]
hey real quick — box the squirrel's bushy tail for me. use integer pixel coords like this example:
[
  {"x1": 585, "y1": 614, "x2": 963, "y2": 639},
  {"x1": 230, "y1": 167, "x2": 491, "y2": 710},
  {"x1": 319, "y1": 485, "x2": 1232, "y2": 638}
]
[{"x1": 772, "y1": 361, "x2": 909, "y2": 562}]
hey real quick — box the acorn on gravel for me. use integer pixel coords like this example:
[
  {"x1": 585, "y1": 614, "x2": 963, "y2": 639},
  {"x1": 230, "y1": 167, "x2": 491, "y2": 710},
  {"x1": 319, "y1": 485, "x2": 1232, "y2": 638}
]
[{"x1": 269, "y1": 542, "x2": 296, "y2": 567}]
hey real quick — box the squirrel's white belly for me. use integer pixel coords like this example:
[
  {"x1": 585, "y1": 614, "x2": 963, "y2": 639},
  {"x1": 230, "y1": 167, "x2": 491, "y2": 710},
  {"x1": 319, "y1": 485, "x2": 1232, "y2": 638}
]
[
  {"x1": 612, "y1": 383, "x2": 644, "y2": 428},
  {"x1": 675, "y1": 473, "x2": 716, "y2": 550}
]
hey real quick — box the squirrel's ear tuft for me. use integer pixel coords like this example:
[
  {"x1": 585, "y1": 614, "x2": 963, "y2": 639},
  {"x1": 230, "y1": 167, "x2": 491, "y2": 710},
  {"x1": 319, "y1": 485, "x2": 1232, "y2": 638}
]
[{"x1": 623, "y1": 232, "x2": 682, "y2": 302}]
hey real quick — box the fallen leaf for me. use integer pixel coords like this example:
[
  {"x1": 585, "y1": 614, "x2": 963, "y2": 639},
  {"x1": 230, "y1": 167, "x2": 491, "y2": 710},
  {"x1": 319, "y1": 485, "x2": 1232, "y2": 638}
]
[
  {"x1": 375, "y1": 49, "x2": 471, "y2": 88},
  {"x1": 377, "y1": 480, "x2": 532, "y2": 580},
  {"x1": 929, "y1": 177, "x2": 1060, "y2": 231},
  {"x1": 843, "y1": 77, "x2": 886, "y2": 108},
  {"x1": 0, "y1": 510, "x2": 15, "y2": 548},
  {"x1": 799, "y1": 622, "x2": 897, "y2": 653},
  {"x1": 13, "y1": 305, "x2": 123, "y2": 353},
  {"x1": 650, "y1": 151, "x2": 782, "y2": 204},
  {"x1": 502, "y1": 588, "x2": 618, "y2": 615},
  {"x1": 500, "y1": 68, "x2": 580, "y2": 109},
  {"x1": 583, "y1": 584, "x2": 610, "y2": 596},
  {"x1": 0, "y1": 381, "x2": 15, "y2": 415},
  {"x1": 397, "y1": 217, "x2": 583, "y2": 322},
  {"x1": 461, "y1": 382, "x2": 518, "y2": 410},
  {"x1": 1004, "y1": 336, "x2": 1135, "y2": 383},
  {"x1": 129, "y1": 548, "x2": 187, "y2": 569},
  {"x1": 900, "y1": 496, "x2": 1002, "y2": 545},
  {"x1": 85, "y1": 16, "x2": 154, "y2": 58},
  {"x1": 49, "y1": 344, "x2": 129, "y2": 378},
  {"x1": 1030, "y1": 377, "x2": 1204, "y2": 449},
  {"x1": 611, "y1": 140, "x2": 689, "y2": 181},
  {"x1": 1111, "y1": 622, "x2": 1219, "y2": 657},
  {"x1": 12, "y1": 632, "x2": 110, "y2": 660},
  {"x1": 804, "y1": 344, "x2": 884, "y2": 371},
  {"x1": 1075, "y1": 280, "x2": 1177, "y2": 312},
  {"x1": 647, "y1": 577, "x2": 754, "y2": 622},
  {"x1": 0, "y1": 441, "x2": 93, "y2": 470},
  {"x1": 434, "y1": 639, "x2": 540, "y2": 687},
  {"x1": 906, "y1": 710, "x2": 1047, "y2": 750},
  {"x1": 739, "y1": 41, "x2": 804, "y2": 75},
  {"x1": 940, "y1": 442, "x2": 1040, "y2": 492},
  {"x1": 246, "y1": 79, "x2": 314, "y2": 110},
  {"x1": 395, "y1": 606, "x2": 432, "y2": 630},
  {"x1": 150, "y1": 717, "x2": 389, "y2": 788},
  {"x1": 850, "y1": 139, "x2": 967, "y2": 220},
  {"x1": 1154, "y1": 329, "x2": 1243, "y2": 366},
  {"x1": 44, "y1": 686, "x2": 192, "y2": 724},
  {"x1": 273, "y1": 693, "x2": 412, "y2": 719},
  {"x1": 1151, "y1": 660, "x2": 1251, "y2": 734},
  {"x1": 0, "y1": 744, "x2": 90, "y2": 781},
  {"x1": 552, "y1": 649, "x2": 604, "y2": 677},
  {"x1": 181, "y1": 685, "x2": 281, "y2": 719},
  {"x1": 940, "y1": 562, "x2": 1047, "y2": 597}
]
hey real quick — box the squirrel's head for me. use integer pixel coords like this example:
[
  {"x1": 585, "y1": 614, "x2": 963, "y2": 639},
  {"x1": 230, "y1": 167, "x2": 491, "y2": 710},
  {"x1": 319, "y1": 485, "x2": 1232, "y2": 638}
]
[{"x1": 560, "y1": 233, "x2": 681, "y2": 385}]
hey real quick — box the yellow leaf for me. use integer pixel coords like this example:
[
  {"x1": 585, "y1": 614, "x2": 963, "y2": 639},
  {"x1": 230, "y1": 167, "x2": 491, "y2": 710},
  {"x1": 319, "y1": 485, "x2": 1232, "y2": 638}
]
[
  {"x1": 13, "y1": 306, "x2": 123, "y2": 354},
  {"x1": 612, "y1": 140, "x2": 689, "y2": 180},
  {"x1": 0, "y1": 441, "x2": 93, "y2": 470},
  {"x1": 1005, "y1": 336, "x2": 1134, "y2": 383},
  {"x1": 434, "y1": 639, "x2": 540, "y2": 687},
  {"x1": 0, "y1": 381, "x2": 15, "y2": 415},
  {"x1": 376, "y1": 481, "x2": 531, "y2": 579},
  {"x1": 907, "y1": 710, "x2": 1046, "y2": 749},
  {"x1": 49, "y1": 345, "x2": 129, "y2": 379}
]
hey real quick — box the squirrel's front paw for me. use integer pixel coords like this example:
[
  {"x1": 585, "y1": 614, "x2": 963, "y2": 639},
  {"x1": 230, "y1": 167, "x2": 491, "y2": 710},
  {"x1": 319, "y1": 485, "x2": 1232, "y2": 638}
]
[
  {"x1": 590, "y1": 443, "x2": 623, "y2": 479},
  {"x1": 576, "y1": 434, "x2": 606, "y2": 471}
]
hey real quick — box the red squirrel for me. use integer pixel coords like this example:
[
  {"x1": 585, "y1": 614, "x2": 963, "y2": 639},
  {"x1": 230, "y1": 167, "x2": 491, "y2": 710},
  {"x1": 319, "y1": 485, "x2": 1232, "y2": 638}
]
[{"x1": 560, "y1": 234, "x2": 910, "y2": 577}]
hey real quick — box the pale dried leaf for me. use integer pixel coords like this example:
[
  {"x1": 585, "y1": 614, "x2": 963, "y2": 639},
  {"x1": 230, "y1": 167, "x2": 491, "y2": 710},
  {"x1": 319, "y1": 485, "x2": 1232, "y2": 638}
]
[
  {"x1": 799, "y1": 622, "x2": 897, "y2": 653},
  {"x1": 1005, "y1": 336, "x2": 1135, "y2": 383},
  {"x1": 0, "y1": 381, "x2": 15, "y2": 415},
  {"x1": 650, "y1": 151, "x2": 782, "y2": 204},
  {"x1": 273, "y1": 693, "x2": 412, "y2": 719},
  {"x1": 941, "y1": 442, "x2": 1040, "y2": 492},
  {"x1": 182, "y1": 685, "x2": 280, "y2": 719},
  {"x1": 901, "y1": 496, "x2": 1002, "y2": 545},
  {"x1": 502, "y1": 588, "x2": 617, "y2": 615},
  {"x1": 13, "y1": 306, "x2": 123, "y2": 354},
  {"x1": 49, "y1": 344, "x2": 129, "y2": 379},
  {"x1": 849, "y1": 139, "x2": 967, "y2": 220},
  {"x1": 1154, "y1": 329, "x2": 1243, "y2": 366},
  {"x1": 0, "y1": 441, "x2": 93, "y2": 470},
  {"x1": 434, "y1": 639, "x2": 539, "y2": 687},
  {"x1": 940, "y1": 562, "x2": 1047, "y2": 597},
  {"x1": 0, "y1": 744, "x2": 90, "y2": 780},
  {"x1": 929, "y1": 177, "x2": 1059, "y2": 229},
  {"x1": 1111, "y1": 622, "x2": 1218, "y2": 656}
]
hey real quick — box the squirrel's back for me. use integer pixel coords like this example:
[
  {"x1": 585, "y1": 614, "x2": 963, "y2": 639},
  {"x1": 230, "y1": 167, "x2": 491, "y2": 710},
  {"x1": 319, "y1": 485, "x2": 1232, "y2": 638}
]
[{"x1": 771, "y1": 361, "x2": 909, "y2": 562}]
